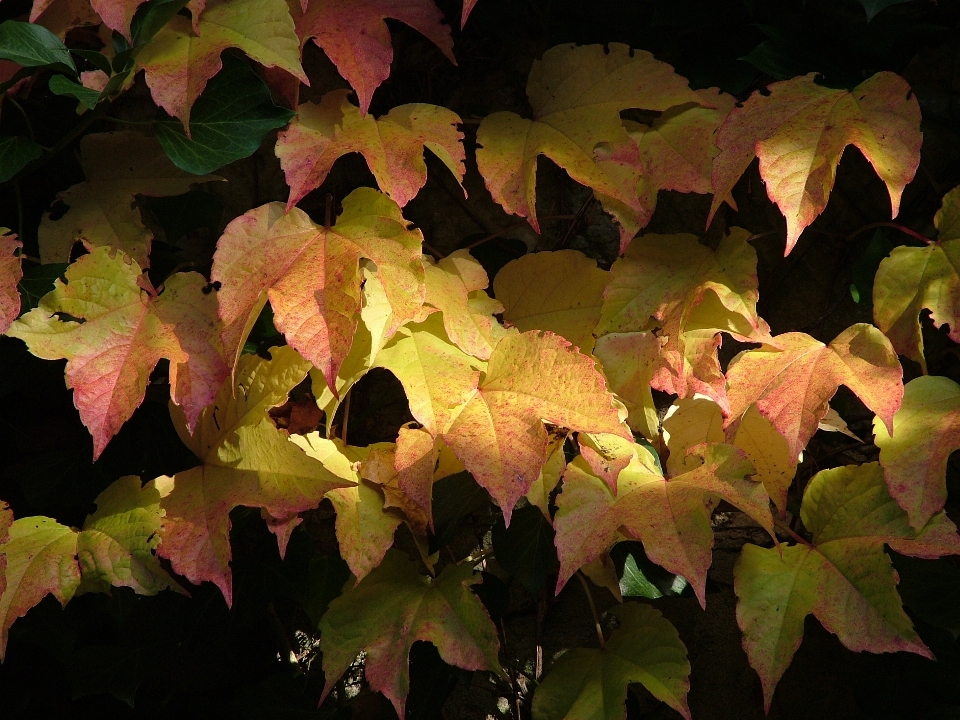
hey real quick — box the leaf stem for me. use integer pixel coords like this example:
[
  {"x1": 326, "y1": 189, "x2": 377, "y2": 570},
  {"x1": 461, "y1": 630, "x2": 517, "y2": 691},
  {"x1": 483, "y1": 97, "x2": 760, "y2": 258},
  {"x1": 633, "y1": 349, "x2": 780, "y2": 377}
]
[
  {"x1": 340, "y1": 388, "x2": 351, "y2": 445},
  {"x1": 847, "y1": 221, "x2": 931, "y2": 245},
  {"x1": 6, "y1": 97, "x2": 35, "y2": 142},
  {"x1": 576, "y1": 571, "x2": 604, "y2": 649},
  {"x1": 458, "y1": 215, "x2": 576, "y2": 255},
  {"x1": 773, "y1": 517, "x2": 812, "y2": 547}
]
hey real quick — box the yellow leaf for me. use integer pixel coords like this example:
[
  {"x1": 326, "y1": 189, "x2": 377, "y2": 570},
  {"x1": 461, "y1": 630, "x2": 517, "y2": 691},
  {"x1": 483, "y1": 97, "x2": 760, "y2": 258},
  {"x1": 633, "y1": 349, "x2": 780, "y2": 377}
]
[{"x1": 493, "y1": 249, "x2": 608, "y2": 352}]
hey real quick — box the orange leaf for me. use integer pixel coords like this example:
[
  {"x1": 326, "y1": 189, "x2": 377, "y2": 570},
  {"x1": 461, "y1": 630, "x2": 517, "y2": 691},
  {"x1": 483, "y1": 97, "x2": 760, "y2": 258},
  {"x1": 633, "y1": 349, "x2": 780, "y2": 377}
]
[
  {"x1": 297, "y1": 0, "x2": 455, "y2": 116},
  {"x1": 7, "y1": 247, "x2": 227, "y2": 458},
  {"x1": 441, "y1": 330, "x2": 630, "y2": 521},
  {"x1": 276, "y1": 89, "x2": 464, "y2": 210},
  {"x1": 709, "y1": 72, "x2": 921, "y2": 254},
  {"x1": 0, "y1": 230, "x2": 21, "y2": 335},
  {"x1": 725, "y1": 324, "x2": 902, "y2": 462},
  {"x1": 212, "y1": 188, "x2": 424, "y2": 389}
]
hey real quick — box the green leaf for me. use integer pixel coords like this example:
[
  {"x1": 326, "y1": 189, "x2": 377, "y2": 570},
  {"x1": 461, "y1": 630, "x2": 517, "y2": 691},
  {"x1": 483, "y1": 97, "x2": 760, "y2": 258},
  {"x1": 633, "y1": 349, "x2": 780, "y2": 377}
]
[
  {"x1": 0, "y1": 135, "x2": 43, "y2": 183},
  {"x1": 70, "y1": 49, "x2": 113, "y2": 75},
  {"x1": 154, "y1": 54, "x2": 294, "y2": 175},
  {"x1": 532, "y1": 602, "x2": 691, "y2": 720},
  {"x1": 319, "y1": 549, "x2": 503, "y2": 718},
  {"x1": 734, "y1": 462, "x2": 960, "y2": 711},
  {"x1": 611, "y1": 542, "x2": 690, "y2": 599},
  {"x1": 76, "y1": 476, "x2": 185, "y2": 596},
  {"x1": 131, "y1": 0, "x2": 191, "y2": 46},
  {"x1": 49, "y1": 75, "x2": 101, "y2": 110},
  {"x1": 0, "y1": 20, "x2": 76, "y2": 72},
  {"x1": 491, "y1": 505, "x2": 558, "y2": 595},
  {"x1": 858, "y1": 0, "x2": 915, "y2": 21}
]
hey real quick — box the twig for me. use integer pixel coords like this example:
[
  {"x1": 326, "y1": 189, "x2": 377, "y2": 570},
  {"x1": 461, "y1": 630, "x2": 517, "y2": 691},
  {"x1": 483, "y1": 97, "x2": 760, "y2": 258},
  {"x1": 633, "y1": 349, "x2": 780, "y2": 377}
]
[
  {"x1": 555, "y1": 194, "x2": 594, "y2": 250},
  {"x1": 576, "y1": 571, "x2": 604, "y2": 649},
  {"x1": 422, "y1": 242, "x2": 443, "y2": 260}
]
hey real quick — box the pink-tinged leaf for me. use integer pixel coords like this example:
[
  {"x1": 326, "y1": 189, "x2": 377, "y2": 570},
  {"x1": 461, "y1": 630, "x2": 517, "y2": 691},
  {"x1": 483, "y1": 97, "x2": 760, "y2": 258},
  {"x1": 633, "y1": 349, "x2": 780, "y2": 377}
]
[
  {"x1": 476, "y1": 44, "x2": 703, "y2": 253},
  {"x1": 156, "y1": 348, "x2": 352, "y2": 605},
  {"x1": 460, "y1": 0, "x2": 478, "y2": 27},
  {"x1": 0, "y1": 230, "x2": 21, "y2": 334},
  {"x1": 709, "y1": 72, "x2": 921, "y2": 254},
  {"x1": 277, "y1": 89, "x2": 464, "y2": 210},
  {"x1": 442, "y1": 330, "x2": 631, "y2": 522},
  {"x1": 29, "y1": 0, "x2": 100, "y2": 38},
  {"x1": 320, "y1": 550, "x2": 503, "y2": 719},
  {"x1": 597, "y1": 228, "x2": 772, "y2": 414},
  {"x1": 874, "y1": 185, "x2": 960, "y2": 370},
  {"x1": 395, "y1": 425, "x2": 438, "y2": 529},
  {"x1": 212, "y1": 188, "x2": 424, "y2": 389},
  {"x1": 7, "y1": 247, "x2": 227, "y2": 458},
  {"x1": 874, "y1": 375, "x2": 960, "y2": 529},
  {"x1": 554, "y1": 442, "x2": 772, "y2": 606},
  {"x1": 297, "y1": 0, "x2": 455, "y2": 116},
  {"x1": 137, "y1": 0, "x2": 306, "y2": 130},
  {"x1": 89, "y1": 0, "x2": 149, "y2": 41},
  {"x1": 0, "y1": 517, "x2": 80, "y2": 660},
  {"x1": 724, "y1": 323, "x2": 902, "y2": 463},
  {"x1": 0, "y1": 502, "x2": 11, "y2": 605},
  {"x1": 421, "y1": 249, "x2": 502, "y2": 360},
  {"x1": 735, "y1": 463, "x2": 958, "y2": 711}
]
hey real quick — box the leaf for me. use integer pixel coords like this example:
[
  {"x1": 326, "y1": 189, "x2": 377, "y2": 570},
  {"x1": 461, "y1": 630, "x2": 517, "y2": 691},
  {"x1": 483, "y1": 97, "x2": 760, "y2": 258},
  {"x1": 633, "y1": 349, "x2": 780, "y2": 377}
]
[
  {"x1": 375, "y1": 314, "x2": 481, "y2": 437},
  {"x1": 460, "y1": 0, "x2": 478, "y2": 27},
  {"x1": 48, "y1": 73, "x2": 102, "y2": 109},
  {"x1": 76, "y1": 476, "x2": 184, "y2": 596},
  {"x1": 725, "y1": 323, "x2": 902, "y2": 463},
  {"x1": 592, "y1": 331, "x2": 661, "y2": 439},
  {"x1": 531, "y1": 603, "x2": 691, "y2": 720},
  {"x1": 441, "y1": 330, "x2": 631, "y2": 521},
  {"x1": 154, "y1": 346, "x2": 350, "y2": 604},
  {"x1": 27, "y1": 0, "x2": 100, "y2": 40},
  {"x1": 708, "y1": 72, "x2": 922, "y2": 254},
  {"x1": 493, "y1": 249, "x2": 608, "y2": 353},
  {"x1": 89, "y1": 0, "x2": 149, "y2": 40},
  {"x1": 38, "y1": 131, "x2": 220, "y2": 267},
  {"x1": 420, "y1": 249, "x2": 503, "y2": 360},
  {"x1": 153, "y1": 54, "x2": 295, "y2": 175},
  {"x1": 293, "y1": 435, "x2": 400, "y2": 582},
  {"x1": 734, "y1": 462, "x2": 960, "y2": 711},
  {"x1": 554, "y1": 442, "x2": 772, "y2": 605},
  {"x1": 319, "y1": 549, "x2": 503, "y2": 719},
  {"x1": 0, "y1": 135, "x2": 42, "y2": 182},
  {"x1": 296, "y1": 0, "x2": 455, "y2": 117},
  {"x1": 624, "y1": 86, "x2": 737, "y2": 196},
  {"x1": 663, "y1": 398, "x2": 798, "y2": 514},
  {"x1": 276, "y1": 89, "x2": 465, "y2": 210},
  {"x1": 137, "y1": 0, "x2": 305, "y2": 129},
  {"x1": 212, "y1": 187, "x2": 424, "y2": 387},
  {"x1": 0, "y1": 516, "x2": 80, "y2": 660},
  {"x1": 491, "y1": 505, "x2": 558, "y2": 594},
  {"x1": 873, "y1": 185, "x2": 960, "y2": 370},
  {"x1": 0, "y1": 229, "x2": 21, "y2": 334},
  {"x1": 525, "y1": 431, "x2": 566, "y2": 519},
  {"x1": 0, "y1": 20, "x2": 75, "y2": 71},
  {"x1": 0, "y1": 502, "x2": 11, "y2": 602},
  {"x1": 7, "y1": 246, "x2": 228, "y2": 458},
  {"x1": 874, "y1": 375, "x2": 960, "y2": 530},
  {"x1": 597, "y1": 228, "x2": 771, "y2": 411},
  {"x1": 476, "y1": 43, "x2": 703, "y2": 251},
  {"x1": 858, "y1": 0, "x2": 914, "y2": 21}
]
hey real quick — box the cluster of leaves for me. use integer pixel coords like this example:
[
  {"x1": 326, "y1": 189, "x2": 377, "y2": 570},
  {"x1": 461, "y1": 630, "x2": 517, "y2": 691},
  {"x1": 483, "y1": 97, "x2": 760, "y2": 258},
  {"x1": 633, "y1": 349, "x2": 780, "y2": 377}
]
[{"x1": 0, "y1": 0, "x2": 959, "y2": 717}]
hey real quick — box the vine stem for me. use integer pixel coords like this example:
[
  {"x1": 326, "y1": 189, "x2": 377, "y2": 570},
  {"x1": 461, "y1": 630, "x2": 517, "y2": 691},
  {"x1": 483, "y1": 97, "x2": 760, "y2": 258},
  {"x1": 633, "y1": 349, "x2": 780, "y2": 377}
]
[
  {"x1": 9, "y1": 104, "x2": 108, "y2": 182},
  {"x1": 457, "y1": 215, "x2": 576, "y2": 255},
  {"x1": 576, "y1": 571, "x2": 604, "y2": 649},
  {"x1": 340, "y1": 389, "x2": 351, "y2": 445},
  {"x1": 847, "y1": 221, "x2": 931, "y2": 245},
  {"x1": 6, "y1": 97, "x2": 35, "y2": 142}
]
